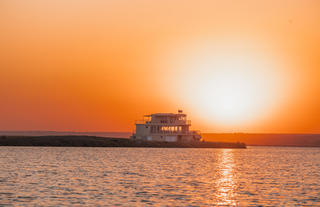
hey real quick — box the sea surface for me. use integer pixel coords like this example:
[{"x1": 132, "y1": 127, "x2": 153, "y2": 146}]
[{"x1": 0, "y1": 147, "x2": 319, "y2": 206}]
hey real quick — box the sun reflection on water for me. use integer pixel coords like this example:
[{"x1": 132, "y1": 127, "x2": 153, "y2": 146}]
[{"x1": 215, "y1": 149, "x2": 237, "y2": 206}]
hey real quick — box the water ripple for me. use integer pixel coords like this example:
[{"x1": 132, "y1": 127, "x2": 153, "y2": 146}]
[{"x1": 0, "y1": 147, "x2": 319, "y2": 206}]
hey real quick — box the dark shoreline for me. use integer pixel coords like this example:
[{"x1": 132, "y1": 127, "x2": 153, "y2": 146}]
[
  {"x1": 0, "y1": 136, "x2": 246, "y2": 148},
  {"x1": 203, "y1": 133, "x2": 320, "y2": 147}
]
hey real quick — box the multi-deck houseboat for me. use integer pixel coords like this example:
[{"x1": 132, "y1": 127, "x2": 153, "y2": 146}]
[{"x1": 130, "y1": 110, "x2": 201, "y2": 142}]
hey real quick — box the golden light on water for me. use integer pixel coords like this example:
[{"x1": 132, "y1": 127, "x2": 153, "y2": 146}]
[{"x1": 216, "y1": 149, "x2": 236, "y2": 206}]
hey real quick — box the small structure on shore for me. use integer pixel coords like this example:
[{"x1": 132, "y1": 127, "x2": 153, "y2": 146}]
[{"x1": 130, "y1": 110, "x2": 202, "y2": 142}]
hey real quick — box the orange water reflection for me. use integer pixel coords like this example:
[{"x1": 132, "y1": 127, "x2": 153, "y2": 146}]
[{"x1": 215, "y1": 149, "x2": 237, "y2": 206}]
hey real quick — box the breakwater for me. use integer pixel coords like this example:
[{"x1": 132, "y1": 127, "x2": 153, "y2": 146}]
[{"x1": 0, "y1": 136, "x2": 246, "y2": 148}]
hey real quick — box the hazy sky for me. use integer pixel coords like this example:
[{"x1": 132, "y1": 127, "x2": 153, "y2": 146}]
[{"x1": 1, "y1": 0, "x2": 319, "y2": 133}]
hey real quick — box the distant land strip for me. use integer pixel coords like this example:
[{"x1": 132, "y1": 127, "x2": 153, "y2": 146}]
[
  {"x1": 202, "y1": 133, "x2": 320, "y2": 147},
  {"x1": 1, "y1": 131, "x2": 319, "y2": 147},
  {"x1": 0, "y1": 136, "x2": 246, "y2": 148}
]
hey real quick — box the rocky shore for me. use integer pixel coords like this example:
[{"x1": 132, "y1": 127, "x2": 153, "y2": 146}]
[{"x1": 0, "y1": 136, "x2": 246, "y2": 148}]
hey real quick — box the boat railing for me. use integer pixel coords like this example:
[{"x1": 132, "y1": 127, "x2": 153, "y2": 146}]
[
  {"x1": 151, "y1": 131, "x2": 199, "y2": 135},
  {"x1": 136, "y1": 120, "x2": 191, "y2": 125}
]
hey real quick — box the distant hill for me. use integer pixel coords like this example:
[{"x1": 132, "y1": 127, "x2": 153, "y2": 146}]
[
  {"x1": 0, "y1": 131, "x2": 131, "y2": 138},
  {"x1": 202, "y1": 133, "x2": 320, "y2": 147}
]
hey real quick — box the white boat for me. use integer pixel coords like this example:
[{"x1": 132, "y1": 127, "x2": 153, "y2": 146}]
[{"x1": 130, "y1": 110, "x2": 201, "y2": 142}]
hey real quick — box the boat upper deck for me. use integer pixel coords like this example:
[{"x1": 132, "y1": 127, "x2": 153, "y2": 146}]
[{"x1": 136, "y1": 112, "x2": 191, "y2": 126}]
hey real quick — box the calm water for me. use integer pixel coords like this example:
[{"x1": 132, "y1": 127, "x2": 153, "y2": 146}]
[{"x1": 0, "y1": 147, "x2": 319, "y2": 206}]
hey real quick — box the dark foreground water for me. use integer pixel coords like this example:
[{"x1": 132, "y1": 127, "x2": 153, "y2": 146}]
[{"x1": 0, "y1": 147, "x2": 319, "y2": 206}]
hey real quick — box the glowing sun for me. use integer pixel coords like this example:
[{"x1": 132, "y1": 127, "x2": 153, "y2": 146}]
[{"x1": 166, "y1": 40, "x2": 289, "y2": 128}]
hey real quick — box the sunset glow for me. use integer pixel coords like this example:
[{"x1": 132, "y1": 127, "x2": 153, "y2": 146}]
[
  {"x1": 162, "y1": 39, "x2": 292, "y2": 129},
  {"x1": 1, "y1": 0, "x2": 319, "y2": 133},
  {"x1": 1, "y1": 1, "x2": 320, "y2": 207}
]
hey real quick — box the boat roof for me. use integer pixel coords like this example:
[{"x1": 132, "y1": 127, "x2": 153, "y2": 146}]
[{"x1": 144, "y1": 113, "x2": 186, "y2": 117}]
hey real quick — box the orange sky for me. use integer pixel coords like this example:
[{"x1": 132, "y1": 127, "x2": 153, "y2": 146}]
[{"x1": 0, "y1": 0, "x2": 319, "y2": 133}]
